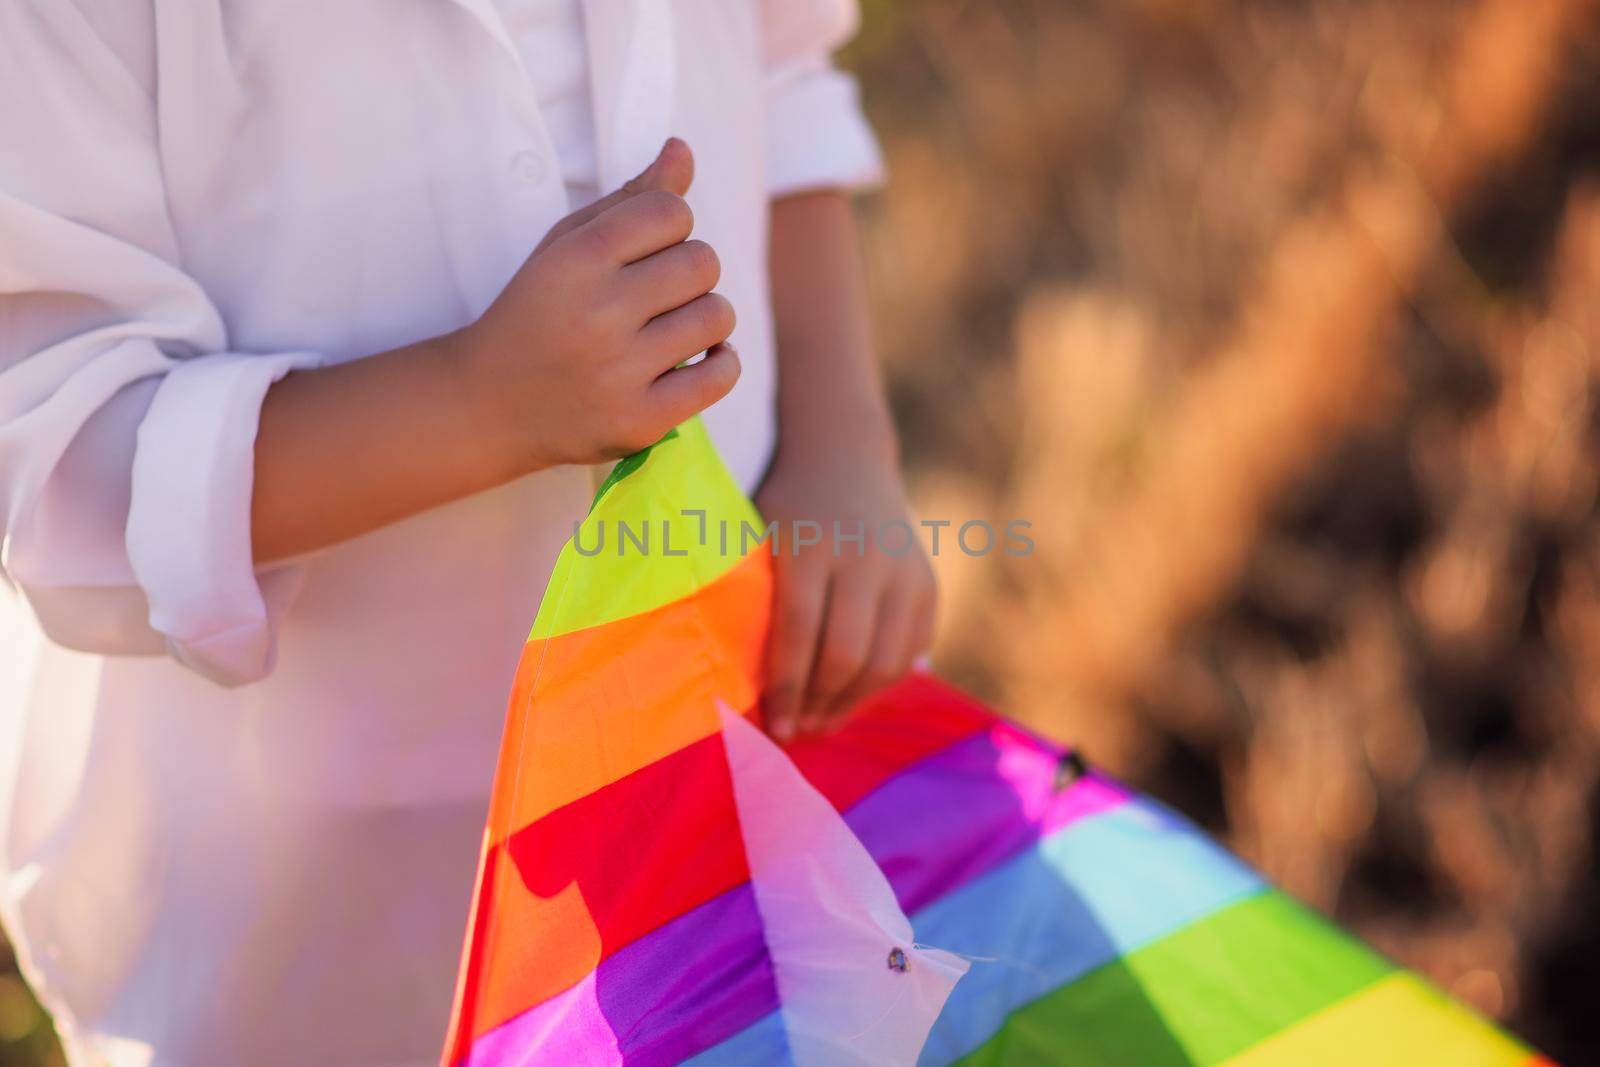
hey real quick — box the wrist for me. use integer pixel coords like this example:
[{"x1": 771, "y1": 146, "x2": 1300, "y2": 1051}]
[
  {"x1": 428, "y1": 324, "x2": 552, "y2": 484},
  {"x1": 778, "y1": 399, "x2": 899, "y2": 468}
]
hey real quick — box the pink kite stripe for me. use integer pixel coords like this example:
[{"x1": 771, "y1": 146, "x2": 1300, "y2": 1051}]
[{"x1": 843, "y1": 726, "x2": 1131, "y2": 914}]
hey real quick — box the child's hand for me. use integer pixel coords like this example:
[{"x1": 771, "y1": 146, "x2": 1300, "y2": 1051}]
[
  {"x1": 756, "y1": 445, "x2": 937, "y2": 740},
  {"x1": 456, "y1": 139, "x2": 739, "y2": 475}
]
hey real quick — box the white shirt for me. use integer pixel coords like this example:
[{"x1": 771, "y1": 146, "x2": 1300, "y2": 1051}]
[
  {"x1": 0, "y1": 1, "x2": 882, "y2": 1065},
  {"x1": 498, "y1": 0, "x2": 603, "y2": 207}
]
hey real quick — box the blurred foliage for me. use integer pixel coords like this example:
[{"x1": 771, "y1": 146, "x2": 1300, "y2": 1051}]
[
  {"x1": 6, "y1": 0, "x2": 1599, "y2": 1064},
  {"x1": 853, "y1": 0, "x2": 1599, "y2": 1062},
  {"x1": 0, "y1": 939, "x2": 63, "y2": 1067}
]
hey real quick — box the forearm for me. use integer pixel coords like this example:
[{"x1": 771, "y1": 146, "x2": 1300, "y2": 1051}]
[
  {"x1": 768, "y1": 192, "x2": 897, "y2": 464},
  {"x1": 251, "y1": 331, "x2": 519, "y2": 562},
  {"x1": 760, "y1": 191, "x2": 934, "y2": 737}
]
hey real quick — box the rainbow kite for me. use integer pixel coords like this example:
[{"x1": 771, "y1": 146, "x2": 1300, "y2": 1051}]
[{"x1": 443, "y1": 418, "x2": 1548, "y2": 1066}]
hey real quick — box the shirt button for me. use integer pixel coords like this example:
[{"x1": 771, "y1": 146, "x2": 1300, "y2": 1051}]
[{"x1": 510, "y1": 148, "x2": 548, "y2": 187}]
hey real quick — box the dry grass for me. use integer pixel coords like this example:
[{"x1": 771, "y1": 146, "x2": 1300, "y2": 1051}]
[{"x1": 858, "y1": 0, "x2": 1600, "y2": 1058}]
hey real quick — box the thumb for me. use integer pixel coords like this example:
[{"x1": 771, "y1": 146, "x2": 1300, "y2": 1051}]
[
  {"x1": 623, "y1": 137, "x2": 694, "y2": 197},
  {"x1": 536, "y1": 139, "x2": 695, "y2": 251}
]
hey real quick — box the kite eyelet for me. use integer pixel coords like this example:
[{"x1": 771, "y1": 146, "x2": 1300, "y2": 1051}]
[{"x1": 1054, "y1": 750, "x2": 1090, "y2": 791}]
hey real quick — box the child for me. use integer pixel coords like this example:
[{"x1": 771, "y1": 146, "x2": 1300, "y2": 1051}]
[{"x1": 0, "y1": 1, "x2": 934, "y2": 1064}]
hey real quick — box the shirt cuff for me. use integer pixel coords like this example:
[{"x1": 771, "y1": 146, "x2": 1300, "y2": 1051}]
[
  {"x1": 126, "y1": 351, "x2": 322, "y2": 686},
  {"x1": 766, "y1": 60, "x2": 886, "y2": 199}
]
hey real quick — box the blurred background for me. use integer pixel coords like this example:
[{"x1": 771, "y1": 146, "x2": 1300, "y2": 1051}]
[
  {"x1": 4, "y1": 0, "x2": 1598, "y2": 1064},
  {"x1": 855, "y1": 0, "x2": 1598, "y2": 1062}
]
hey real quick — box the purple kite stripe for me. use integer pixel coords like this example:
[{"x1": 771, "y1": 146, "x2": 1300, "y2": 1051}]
[
  {"x1": 464, "y1": 721, "x2": 1123, "y2": 1065},
  {"x1": 464, "y1": 885, "x2": 777, "y2": 1067},
  {"x1": 843, "y1": 728, "x2": 1131, "y2": 914}
]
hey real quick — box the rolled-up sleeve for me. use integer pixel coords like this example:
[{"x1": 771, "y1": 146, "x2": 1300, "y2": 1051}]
[
  {"x1": 761, "y1": 0, "x2": 886, "y2": 199},
  {"x1": 124, "y1": 351, "x2": 319, "y2": 681},
  {"x1": 0, "y1": 4, "x2": 320, "y2": 685}
]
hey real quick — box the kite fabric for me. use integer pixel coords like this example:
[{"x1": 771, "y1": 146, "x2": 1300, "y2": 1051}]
[{"x1": 442, "y1": 417, "x2": 1550, "y2": 1067}]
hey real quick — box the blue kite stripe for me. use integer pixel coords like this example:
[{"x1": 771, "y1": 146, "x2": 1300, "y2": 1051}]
[
  {"x1": 682, "y1": 1010, "x2": 792, "y2": 1067},
  {"x1": 915, "y1": 796, "x2": 1264, "y2": 1065},
  {"x1": 688, "y1": 797, "x2": 1263, "y2": 1067}
]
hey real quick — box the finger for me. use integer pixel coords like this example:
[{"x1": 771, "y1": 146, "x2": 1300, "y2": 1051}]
[
  {"x1": 580, "y1": 189, "x2": 695, "y2": 265},
  {"x1": 763, "y1": 555, "x2": 828, "y2": 741},
  {"x1": 637, "y1": 292, "x2": 736, "y2": 369},
  {"x1": 823, "y1": 578, "x2": 921, "y2": 720},
  {"x1": 621, "y1": 239, "x2": 721, "y2": 321},
  {"x1": 800, "y1": 571, "x2": 880, "y2": 730},
  {"x1": 646, "y1": 342, "x2": 741, "y2": 426},
  {"x1": 539, "y1": 138, "x2": 694, "y2": 249}
]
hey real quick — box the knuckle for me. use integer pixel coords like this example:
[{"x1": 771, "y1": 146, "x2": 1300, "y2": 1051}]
[
  {"x1": 766, "y1": 679, "x2": 804, "y2": 714},
  {"x1": 571, "y1": 222, "x2": 616, "y2": 263},
  {"x1": 706, "y1": 349, "x2": 740, "y2": 397},
  {"x1": 670, "y1": 195, "x2": 695, "y2": 236},
  {"x1": 684, "y1": 240, "x2": 721, "y2": 288},
  {"x1": 700, "y1": 294, "x2": 736, "y2": 338},
  {"x1": 768, "y1": 674, "x2": 803, "y2": 698},
  {"x1": 635, "y1": 188, "x2": 673, "y2": 212},
  {"x1": 640, "y1": 191, "x2": 692, "y2": 235},
  {"x1": 846, "y1": 552, "x2": 886, "y2": 579},
  {"x1": 687, "y1": 297, "x2": 716, "y2": 334},
  {"x1": 779, "y1": 597, "x2": 819, "y2": 633},
  {"x1": 818, "y1": 640, "x2": 865, "y2": 682}
]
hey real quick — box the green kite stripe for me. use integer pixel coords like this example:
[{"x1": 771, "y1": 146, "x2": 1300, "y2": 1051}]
[
  {"x1": 954, "y1": 890, "x2": 1393, "y2": 1067},
  {"x1": 528, "y1": 418, "x2": 763, "y2": 641}
]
